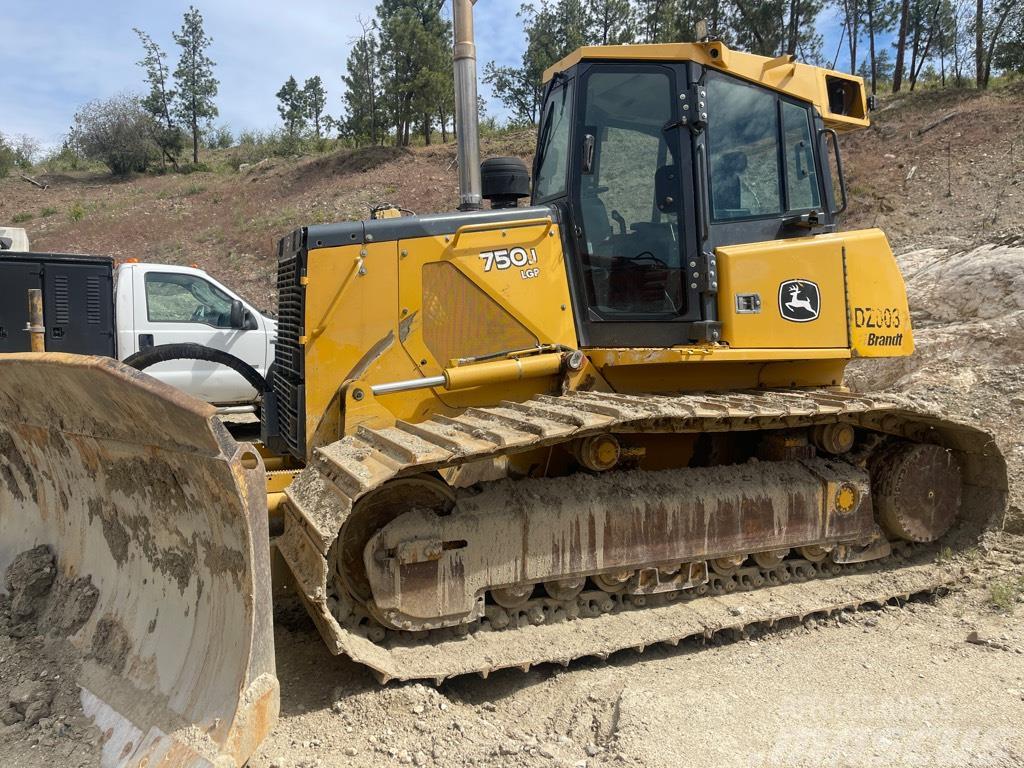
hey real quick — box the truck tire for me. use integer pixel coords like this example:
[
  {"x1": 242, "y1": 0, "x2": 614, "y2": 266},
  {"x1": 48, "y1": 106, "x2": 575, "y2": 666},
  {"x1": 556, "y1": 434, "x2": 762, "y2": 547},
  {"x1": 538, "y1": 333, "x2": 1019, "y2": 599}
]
[{"x1": 123, "y1": 342, "x2": 268, "y2": 400}]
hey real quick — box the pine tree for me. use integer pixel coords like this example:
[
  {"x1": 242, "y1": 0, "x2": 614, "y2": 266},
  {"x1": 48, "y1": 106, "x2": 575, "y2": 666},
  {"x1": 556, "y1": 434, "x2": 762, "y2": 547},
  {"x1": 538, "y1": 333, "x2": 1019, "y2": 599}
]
[
  {"x1": 485, "y1": 0, "x2": 589, "y2": 125},
  {"x1": 133, "y1": 28, "x2": 183, "y2": 167},
  {"x1": 669, "y1": 0, "x2": 732, "y2": 42},
  {"x1": 303, "y1": 76, "x2": 328, "y2": 139},
  {"x1": 586, "y1": 0, "x2": 635, "y2": 44},
  {"x1": 276, "y1": 76, "x2": 305, "y2": 137},
  {"x1": 636, "y1": 0, "x2": 675, "y2": 41},
  {"x1": 342, "y1": 19, "x2": 382, "y2": 146},
  {"x1": 976, "y1": 0, "x2": 1021, "y2": 88},
  {"x1": 172, "y1": 6, "x2": 219, "y2": 164},
  {"x1": 377, "y1": 0, "x2": 451, "y2": 147},
  {"x1": 730, "y1": 0, "x2": 824, "y2": 58}
]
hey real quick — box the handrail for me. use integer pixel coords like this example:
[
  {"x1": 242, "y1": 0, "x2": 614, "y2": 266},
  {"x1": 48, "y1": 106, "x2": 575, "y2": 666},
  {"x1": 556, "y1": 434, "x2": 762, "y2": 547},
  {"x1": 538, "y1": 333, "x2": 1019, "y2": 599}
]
[{"x1": 447, "y1": 216, "x2": 553, "y2": 249}]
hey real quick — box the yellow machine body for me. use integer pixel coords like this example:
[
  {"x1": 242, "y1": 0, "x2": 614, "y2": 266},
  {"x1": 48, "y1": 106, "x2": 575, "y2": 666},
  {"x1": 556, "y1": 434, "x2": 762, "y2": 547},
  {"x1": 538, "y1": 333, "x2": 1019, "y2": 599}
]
[
  {"x1": 261, "y1": 42, "x2": 1004, "y2": 689},
  {"x1": 276, "y1": 41, "x2": 907, "y2": 454},
  {"x1": 296, "y1": 223, "x2": 912, "y2": 451}
]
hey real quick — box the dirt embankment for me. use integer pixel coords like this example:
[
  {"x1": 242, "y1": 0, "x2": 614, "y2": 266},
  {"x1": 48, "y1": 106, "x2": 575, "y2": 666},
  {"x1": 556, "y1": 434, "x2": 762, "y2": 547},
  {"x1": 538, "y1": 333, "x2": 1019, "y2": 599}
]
[{"x1": 842, "y1": 84, "x2": 1024, "y2": 252}]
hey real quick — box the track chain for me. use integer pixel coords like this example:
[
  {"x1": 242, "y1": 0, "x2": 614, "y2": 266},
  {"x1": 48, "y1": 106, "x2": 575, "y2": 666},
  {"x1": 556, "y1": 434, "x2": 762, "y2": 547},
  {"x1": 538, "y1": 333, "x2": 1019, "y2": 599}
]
[{"x1": 279, "y1": 387, "x2": 1006, "y2": 682}]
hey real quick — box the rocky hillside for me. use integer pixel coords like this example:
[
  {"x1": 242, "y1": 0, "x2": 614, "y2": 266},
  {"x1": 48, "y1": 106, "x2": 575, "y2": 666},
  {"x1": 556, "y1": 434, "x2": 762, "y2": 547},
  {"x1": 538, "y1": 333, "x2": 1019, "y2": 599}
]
[{"x1": 842, "y1": 82, "x2": 1024, "y2": 251}]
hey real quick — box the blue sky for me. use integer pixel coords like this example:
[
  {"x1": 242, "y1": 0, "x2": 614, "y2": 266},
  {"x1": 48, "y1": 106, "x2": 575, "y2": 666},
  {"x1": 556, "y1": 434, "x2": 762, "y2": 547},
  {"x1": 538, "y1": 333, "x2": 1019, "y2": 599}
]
[
  {"x1": 1, "y1": 0, "x2": 528, "y2": 149},
  {"x1": 3, "y1": 1, "x2": 848, "y2": 150}
]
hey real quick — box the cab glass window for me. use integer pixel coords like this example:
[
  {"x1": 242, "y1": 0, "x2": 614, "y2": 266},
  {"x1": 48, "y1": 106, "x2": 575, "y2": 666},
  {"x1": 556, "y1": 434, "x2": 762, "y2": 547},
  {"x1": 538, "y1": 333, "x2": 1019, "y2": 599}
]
[
  {"x1": 707, "y1": 73, "x2": 783, "y2": 220},
  {"x1": 577, "y1": 68, "x2": 685, "y2": 319},
  {"x1": 783, "y1": 101, "x2": 821, "y2": 211},
  {"x1": 533, "y1": 79, "x2": 574, "y2": 201},
  {"x1": 145, "y1": 272, "x2": 234, "y2": 327}
]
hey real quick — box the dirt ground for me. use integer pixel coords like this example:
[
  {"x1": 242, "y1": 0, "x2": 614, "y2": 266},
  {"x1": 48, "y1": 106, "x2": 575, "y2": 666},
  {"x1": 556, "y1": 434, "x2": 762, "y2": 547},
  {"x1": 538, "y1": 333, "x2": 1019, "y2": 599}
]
[
  {"x1": 0, "y1": 547, "x2": 103, "y2": 767},
  {"x1": 251, "y1": 541, "x2": 1024, "y2": 768}
]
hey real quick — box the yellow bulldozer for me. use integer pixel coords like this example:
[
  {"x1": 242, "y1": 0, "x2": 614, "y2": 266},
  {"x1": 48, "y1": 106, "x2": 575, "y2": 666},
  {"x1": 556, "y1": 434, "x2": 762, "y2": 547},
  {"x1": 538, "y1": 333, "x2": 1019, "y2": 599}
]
[{"x1": 0, "y1": 1, "x2": 1007, "y2": 765}]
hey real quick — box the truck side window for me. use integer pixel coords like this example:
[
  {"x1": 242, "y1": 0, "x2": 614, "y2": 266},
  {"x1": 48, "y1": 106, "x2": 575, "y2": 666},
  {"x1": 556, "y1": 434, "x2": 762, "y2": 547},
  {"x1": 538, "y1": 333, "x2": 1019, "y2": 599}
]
[
  {"x1": 782, "y1": 101, "x2": 821, "y2": 211},
  {"x1": 534, "y1": 79, "x2": 574, "y2": 201},
  {"x1": 707, "y1": 73, "x2": 783, "y2": 221},
  {"x1": 145, "y1": 272, "x2": 234, "y2": 328}
]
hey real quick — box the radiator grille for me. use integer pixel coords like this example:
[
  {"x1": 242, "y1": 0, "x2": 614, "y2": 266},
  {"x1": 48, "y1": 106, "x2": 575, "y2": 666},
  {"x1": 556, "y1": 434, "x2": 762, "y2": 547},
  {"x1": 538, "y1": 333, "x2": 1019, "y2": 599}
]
[{"x1": 272, "y1": 230, "x2": 307, "y2": 458}]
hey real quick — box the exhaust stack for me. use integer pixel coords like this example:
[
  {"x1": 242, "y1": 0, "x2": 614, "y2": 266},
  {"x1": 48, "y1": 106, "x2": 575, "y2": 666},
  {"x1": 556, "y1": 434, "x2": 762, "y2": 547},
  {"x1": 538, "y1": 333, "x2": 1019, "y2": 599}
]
[{"x1": 453, "y1": 0, "x2": 482, "y2": 211}]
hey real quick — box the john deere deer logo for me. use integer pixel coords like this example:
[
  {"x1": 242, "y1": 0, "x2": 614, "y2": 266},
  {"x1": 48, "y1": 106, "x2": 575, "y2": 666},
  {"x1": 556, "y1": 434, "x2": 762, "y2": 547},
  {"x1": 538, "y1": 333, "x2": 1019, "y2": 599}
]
[{"x1": 778, "y1": 279, "x2": 820, "y2": 322}]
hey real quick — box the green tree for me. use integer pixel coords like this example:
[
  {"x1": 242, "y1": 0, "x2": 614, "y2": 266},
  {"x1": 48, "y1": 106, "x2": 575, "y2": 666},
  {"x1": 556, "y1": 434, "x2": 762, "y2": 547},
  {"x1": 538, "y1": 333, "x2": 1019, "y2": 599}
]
[
  {"x1": 172, "y1": 6, "x2": 219, "y2": 164},
  {"x1": 376, "y1": 0, "x2": 451, "y2": 147},
  {"x1": 905, "y1": 0, "x2": 944, "y2": 90},
  {"x1": 635, "y1": 0, "x2": 675, "y2": 41},
  {"x1": 133, "y1": 28, "x2": 184, "y2": 167},
  {"x1": 930, "y1": 0, "x2": 965, "y2": 86},
  {"x1": 342, "y1": 19, "x2": 382, "y2": 146},
  {"x1": 976, "y1": 0, "x2": 1021, "y2": 87},
  {"x1": 835, "y1": 0, "x2": 865, "y2": 73},
  {"x1": 993, "y1": 3, "x2": 1024, "y2": 74},
  {"x1": 69, "y1": 95, "x2": 159, "y2": 175},
  {"x1": 854, "y1": 0, "x2": 898, "y2": 93},
  {"x1": 303, "y1": 76, "x2": 328, "y2": 139},
  {"x1": 276, "y1": 76, "x2": 305, "y2": 136},
  {"x1": 671, "y1": 0, "x2": 732, "y2": 42},
  {"x1": 730, "y1": 0, "x2": 824, "y2": 59},
  {"x1": 485, "y1": 0, "x2": 588, "y2": 125},
  {"x1": 0, "y1": 135, "x2": 17, "y2": 178},
  {"x1": 587, "y1": 0, "x2": 635, "y2": 43}
]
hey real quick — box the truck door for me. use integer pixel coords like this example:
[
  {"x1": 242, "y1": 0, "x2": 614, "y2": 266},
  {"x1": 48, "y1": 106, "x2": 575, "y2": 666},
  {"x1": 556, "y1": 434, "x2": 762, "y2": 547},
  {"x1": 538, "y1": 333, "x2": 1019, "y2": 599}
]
[{"x1": 129, "y1": 266, "x2": 269, "y2": 404}]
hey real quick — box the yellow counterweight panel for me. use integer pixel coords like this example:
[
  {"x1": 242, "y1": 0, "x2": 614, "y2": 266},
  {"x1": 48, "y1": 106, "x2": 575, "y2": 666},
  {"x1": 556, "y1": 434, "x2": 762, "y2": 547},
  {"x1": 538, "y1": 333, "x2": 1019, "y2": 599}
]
[
  {"x1": 716, "y1": 236, "x2": 849, "y2": 349},
  {"x1": 839, "y1": 228, "x2": 915, "y2": 357}
]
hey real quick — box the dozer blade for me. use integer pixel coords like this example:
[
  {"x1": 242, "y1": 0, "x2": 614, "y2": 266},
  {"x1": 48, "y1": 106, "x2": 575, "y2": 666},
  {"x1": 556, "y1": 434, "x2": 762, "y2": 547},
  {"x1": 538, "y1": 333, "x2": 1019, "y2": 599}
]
[{"x1": 0, "y1": 354, "x2": 277, "y2": 767}]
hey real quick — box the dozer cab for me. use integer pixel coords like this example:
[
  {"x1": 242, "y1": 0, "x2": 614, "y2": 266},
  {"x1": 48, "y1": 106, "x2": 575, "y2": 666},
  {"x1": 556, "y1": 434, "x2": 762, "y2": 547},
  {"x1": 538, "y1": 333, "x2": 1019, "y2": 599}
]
[{"x1": 0, "y1": 1, "x2": 1007, "y2": 765}]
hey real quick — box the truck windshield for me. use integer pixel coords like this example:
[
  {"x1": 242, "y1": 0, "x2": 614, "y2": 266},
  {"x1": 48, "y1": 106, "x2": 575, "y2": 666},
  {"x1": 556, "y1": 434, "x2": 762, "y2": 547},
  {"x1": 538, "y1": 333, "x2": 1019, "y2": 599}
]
[{"x1": 577, "y1": 68, "x2": 685, "y2": 320}]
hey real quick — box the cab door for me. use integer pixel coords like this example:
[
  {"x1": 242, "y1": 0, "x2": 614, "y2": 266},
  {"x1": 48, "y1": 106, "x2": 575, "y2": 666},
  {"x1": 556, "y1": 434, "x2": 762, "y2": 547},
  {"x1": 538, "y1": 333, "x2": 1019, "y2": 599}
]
[
  {"x1": 128, "y1": 265, "x2": 268, "y2": 404},
  {"x1": 562, "y1": 63, "x2": 706, "y2": 348}
]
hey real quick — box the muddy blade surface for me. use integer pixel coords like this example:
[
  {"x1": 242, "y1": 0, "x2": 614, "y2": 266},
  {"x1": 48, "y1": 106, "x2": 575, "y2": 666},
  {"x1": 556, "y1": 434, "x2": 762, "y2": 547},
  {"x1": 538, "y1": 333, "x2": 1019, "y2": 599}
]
[
  {"x1": 280, "y1": 388, "x2": 1007, "y2": 683},
  {"x1": 0, "y1": 354, "x2": 277, "y2": 767}
]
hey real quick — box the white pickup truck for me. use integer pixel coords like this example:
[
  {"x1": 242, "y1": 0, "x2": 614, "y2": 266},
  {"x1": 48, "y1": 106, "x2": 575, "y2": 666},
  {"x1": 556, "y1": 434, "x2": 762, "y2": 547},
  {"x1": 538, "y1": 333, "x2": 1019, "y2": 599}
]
[{"x1": 0, "y1": 230, "x2": 276, "y2": 408}]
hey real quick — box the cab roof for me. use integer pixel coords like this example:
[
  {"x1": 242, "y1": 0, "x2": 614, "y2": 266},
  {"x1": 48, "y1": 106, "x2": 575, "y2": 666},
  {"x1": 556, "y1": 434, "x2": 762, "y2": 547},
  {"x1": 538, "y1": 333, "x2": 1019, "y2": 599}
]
[{"x1": 543, "y1": 41, "x2": 870, "y2": 132}]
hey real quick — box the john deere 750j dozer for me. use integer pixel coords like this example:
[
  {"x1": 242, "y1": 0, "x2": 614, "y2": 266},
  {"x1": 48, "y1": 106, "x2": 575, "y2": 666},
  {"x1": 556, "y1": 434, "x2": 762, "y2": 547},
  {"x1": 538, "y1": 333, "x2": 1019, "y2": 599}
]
[{"x1": 0, "y1": 1, "x2": 1007, "y2": 765}]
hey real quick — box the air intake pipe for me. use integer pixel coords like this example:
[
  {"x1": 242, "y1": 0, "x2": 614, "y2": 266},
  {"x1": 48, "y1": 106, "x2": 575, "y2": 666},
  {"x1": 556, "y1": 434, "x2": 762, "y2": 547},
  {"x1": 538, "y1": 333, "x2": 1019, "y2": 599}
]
[{"x1": 453, "y1": 0, "x2": 482, "y2": 211}]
